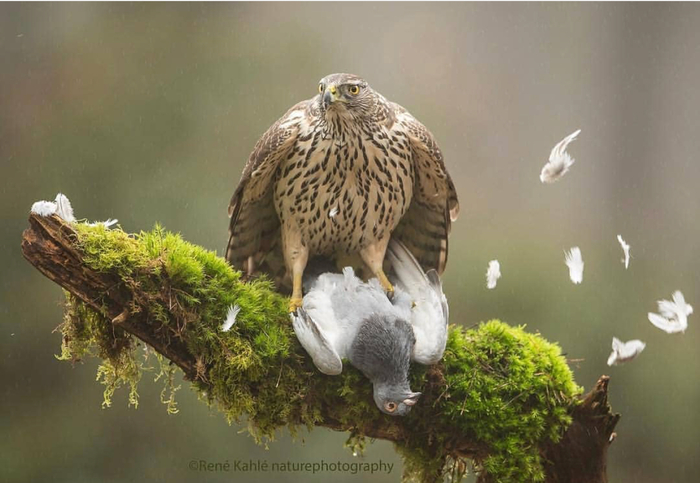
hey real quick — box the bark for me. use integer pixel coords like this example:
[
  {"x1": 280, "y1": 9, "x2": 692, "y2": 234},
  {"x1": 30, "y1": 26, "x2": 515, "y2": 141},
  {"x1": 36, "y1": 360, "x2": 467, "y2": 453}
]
[{"x1": 21, "y1": 213, "x2": 620, "y2": 482}]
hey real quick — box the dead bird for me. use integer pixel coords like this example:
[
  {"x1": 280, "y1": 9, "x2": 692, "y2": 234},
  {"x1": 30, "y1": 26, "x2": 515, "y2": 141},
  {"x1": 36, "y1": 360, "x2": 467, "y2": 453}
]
[{"x1": 292, "y1": 240, "x2": 448, "y2": 416}]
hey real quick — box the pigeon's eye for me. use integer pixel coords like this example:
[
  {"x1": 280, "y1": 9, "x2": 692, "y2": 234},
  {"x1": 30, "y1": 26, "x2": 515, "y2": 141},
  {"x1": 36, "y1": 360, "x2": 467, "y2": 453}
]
[
  {"x1": 318, "y1": 83, "x2": 324, "y2": 94},
  {"x1": 384, "y1": 401, "x2": 397, "y2": 413},
  {"x1": 348, "y1": 85, "x2": 361, "y2": 96}
]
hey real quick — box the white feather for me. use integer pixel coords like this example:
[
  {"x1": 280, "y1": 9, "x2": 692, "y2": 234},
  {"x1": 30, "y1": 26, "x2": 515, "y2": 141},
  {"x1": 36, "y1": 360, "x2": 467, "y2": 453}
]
[
  {"x1": 221, "y1": 304, "x2": 241, "y2": 332},
  {"x1": 540, "y1": 129, "x2": 581, "y2": 184},
  {"x1": 54, "y1": 193, "x2": 76, "y2": 222},
  {"x1": 648, "y1": 290, "x2": 693, "y2": 334},
  {"x1": 607, "y1": 337, "x2": 645, "y2": 366},
  {"x1": 30, "y1": 200, "x2": 57, "y2": 217},
  {"x1": 486, "y1": 260, "x2": 501, "y2": 289},
  {"x1": 617, "y1": 235, "x2": 630, "y2": 269},
  {"x1": 87, "y1": 218, "x2": 119, "y2": 228},
  {"x1": 564, "y1": 247, "x2": 584, "y2": 284},
  {"x1": 328, "y1": 206, "x2": 339, "y2": 218}
]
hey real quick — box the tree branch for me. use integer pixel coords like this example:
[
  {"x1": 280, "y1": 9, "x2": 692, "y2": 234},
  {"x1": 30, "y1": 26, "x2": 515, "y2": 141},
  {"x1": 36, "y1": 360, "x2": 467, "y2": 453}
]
[{"x1": 21, "y1": 213, "x2": 619, "y2": 482}]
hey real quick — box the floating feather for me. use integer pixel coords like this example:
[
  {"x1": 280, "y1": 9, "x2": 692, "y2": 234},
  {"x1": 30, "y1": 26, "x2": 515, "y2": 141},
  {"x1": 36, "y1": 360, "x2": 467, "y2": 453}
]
[
  {"x1": 540, "y1": 129, "x2": 581, "y2": 183},
  {"x1": 648, "y1": 290, "x2": 693, "y2": 334},
  {"x1": 564, "y1": 247, "x2": 584, "y2": 284},
  {"x1": 607, "y1": 337, "x2": 645, "y2": 366},
  {"x1": 617, "y1": 235, "x2": 630, "y2": 269},
  {"x1": 486, "y1": 260, "x2": 501, "y2": 289}
]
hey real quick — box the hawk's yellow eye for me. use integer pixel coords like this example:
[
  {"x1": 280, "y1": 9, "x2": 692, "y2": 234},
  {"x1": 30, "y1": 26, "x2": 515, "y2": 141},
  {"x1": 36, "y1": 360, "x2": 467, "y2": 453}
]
[
  {"x1": 318, "y1": 83, "x2": 324, "y2": 94},
  {"x1": 384, "y1": 402, "x2": 397, "y2": 413},
  {"x1": 349, "y1": 85, "x2": 360, "y2": 96}
]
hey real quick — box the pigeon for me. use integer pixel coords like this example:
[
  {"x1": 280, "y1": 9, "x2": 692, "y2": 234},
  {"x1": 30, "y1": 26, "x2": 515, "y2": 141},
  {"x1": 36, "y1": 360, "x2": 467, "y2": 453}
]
[{"x1": 291, "y1": 240, "x2": 448, "y2": 416}]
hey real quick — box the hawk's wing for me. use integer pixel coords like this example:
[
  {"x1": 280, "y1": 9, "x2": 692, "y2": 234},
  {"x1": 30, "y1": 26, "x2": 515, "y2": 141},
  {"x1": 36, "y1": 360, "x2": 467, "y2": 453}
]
[
  {"x1": 390, "y1": 104, "x2": 460, "y2": 275},
  {"x1": 226, "y1": 100, "x2": 311, "y2": 274}
]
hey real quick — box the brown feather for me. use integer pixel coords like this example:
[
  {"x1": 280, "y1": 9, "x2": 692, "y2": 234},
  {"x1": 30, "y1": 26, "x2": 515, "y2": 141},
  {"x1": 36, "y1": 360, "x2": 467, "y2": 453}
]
[
  {"x1": 389, "y1": 104, "x2": 460, "y2": 274},
  {"x1": 226, "y1": 100, "x2": 310, "y2": 273}
]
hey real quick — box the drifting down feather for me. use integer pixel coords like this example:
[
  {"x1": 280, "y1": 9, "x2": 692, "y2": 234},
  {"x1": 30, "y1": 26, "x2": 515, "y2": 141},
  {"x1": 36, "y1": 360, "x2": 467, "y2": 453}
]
[
  {"x1": 221, "y1": 304, "x2": 241, "y2": 332},
  {"x1": 564, "y1": 247, "x2": 584, "y2": 284},
  {"x1": 540, "y1": 129, "x2": 581, "y2": 183},
  {"x1": 648, "y1": 290, "x2": 693, "y2": 334},
  {"x1": 617, "y1": 235, "x2": 630, "y2": 269},
  {"x1": 486, "y1": 260, "x2": 501, "y2": 289},
  {"x1": 607, "y1": 337, "x2": 645, "y2": 366}
]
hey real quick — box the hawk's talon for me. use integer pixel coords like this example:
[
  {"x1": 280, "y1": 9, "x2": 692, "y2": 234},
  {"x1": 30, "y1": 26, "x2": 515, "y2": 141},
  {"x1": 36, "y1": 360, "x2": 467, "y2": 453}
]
[
  {"x1": 289, "y1": 297, "x2": 303, "y2": 314},
  {"x1": 376, "y1": 269, "x2": 395, "y2": 299}
]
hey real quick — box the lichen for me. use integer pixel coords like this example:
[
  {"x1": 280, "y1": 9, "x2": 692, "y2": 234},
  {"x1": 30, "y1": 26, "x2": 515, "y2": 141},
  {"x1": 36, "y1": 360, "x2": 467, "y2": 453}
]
[{"x1": 56, "y1": 222, "x2": 582, "y2": 482}]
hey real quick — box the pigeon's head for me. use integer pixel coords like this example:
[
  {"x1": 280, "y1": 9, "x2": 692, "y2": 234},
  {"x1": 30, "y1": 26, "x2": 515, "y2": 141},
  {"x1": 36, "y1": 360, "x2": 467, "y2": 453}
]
[{"x1": 373, "y1": 383, "x2": 421, "y2": 417}]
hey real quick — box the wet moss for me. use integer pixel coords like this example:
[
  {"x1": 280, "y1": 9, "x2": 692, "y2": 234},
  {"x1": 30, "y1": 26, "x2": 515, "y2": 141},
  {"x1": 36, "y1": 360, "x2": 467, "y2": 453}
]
[{"x1": 57, "y1": 222, "x2": 581, "y2": 482}]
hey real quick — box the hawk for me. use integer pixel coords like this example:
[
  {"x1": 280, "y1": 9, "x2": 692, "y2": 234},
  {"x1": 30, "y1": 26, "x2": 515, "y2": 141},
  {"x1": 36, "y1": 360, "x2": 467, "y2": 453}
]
[{"x1": 226, "y1": 73, "x2": 459, "y2": 312}]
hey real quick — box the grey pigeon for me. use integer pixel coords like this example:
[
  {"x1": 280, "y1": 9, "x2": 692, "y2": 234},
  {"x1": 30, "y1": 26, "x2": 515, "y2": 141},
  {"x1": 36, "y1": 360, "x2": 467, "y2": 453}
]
[{"x1": 292, "y1": 240, "x2": 448, "y2": 416}]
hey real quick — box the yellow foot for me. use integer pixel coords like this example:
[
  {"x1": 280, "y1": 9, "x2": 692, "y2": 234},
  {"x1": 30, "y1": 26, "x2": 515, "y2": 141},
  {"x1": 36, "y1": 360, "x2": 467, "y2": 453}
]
[
  {"x1": 289, "y1": 297, "x2": 303, "y2": 314},
  {"x1": 376, "y1": 270, "x2": 395, "y2": 299}
]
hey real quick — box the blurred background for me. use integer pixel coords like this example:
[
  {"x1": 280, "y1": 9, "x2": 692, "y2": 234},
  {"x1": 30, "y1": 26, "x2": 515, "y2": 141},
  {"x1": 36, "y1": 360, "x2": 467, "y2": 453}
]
[{"x1": 2, "y1": 3, "x2": 699, "y2": 482}]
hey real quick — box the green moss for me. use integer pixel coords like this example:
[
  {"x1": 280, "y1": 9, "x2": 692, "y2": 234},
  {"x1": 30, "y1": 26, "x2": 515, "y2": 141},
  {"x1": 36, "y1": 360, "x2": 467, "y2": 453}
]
[{"x1": 58, "y1": 222, "x2": 582, "y2": 482}]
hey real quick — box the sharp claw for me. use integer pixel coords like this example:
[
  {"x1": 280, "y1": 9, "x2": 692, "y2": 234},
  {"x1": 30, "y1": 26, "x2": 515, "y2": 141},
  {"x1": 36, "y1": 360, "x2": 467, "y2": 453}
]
[
  {"x1": 289, "y1": 297, "x2": 303, "y2": 314},
  {"x1": 377, "y1": 271, "x2": 395, "y2": 300}
]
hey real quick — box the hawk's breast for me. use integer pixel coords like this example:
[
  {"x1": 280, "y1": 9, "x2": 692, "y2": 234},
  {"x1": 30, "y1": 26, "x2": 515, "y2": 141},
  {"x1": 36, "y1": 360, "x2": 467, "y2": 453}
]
[{"x1": 273, "y1": 117, "x2": 414, "y2": 256}]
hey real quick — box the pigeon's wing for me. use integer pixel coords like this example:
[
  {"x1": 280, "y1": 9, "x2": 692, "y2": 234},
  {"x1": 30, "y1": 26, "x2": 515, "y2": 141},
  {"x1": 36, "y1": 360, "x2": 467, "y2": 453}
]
[
  {"x1": 291, "y1": 308, "x2": 343, "y2": 375},
  {"x1": 386, "y1": 239, "x2": 448, "y2": 365}
]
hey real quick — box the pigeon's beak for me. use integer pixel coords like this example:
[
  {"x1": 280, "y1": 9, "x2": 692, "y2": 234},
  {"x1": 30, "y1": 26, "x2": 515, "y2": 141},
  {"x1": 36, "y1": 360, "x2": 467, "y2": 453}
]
[
  {"x1": 323, "y1": 84, "x2": 340, "y2": 108},
  {"x1": 403, "y1": 392, "x2": 422, "y2": 406}
]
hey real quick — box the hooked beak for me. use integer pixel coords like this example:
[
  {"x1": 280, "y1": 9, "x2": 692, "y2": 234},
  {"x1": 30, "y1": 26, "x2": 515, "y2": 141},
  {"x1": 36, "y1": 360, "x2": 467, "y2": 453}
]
[{"x1": 323, "y1": 84, "x2": 340, "y2": 108}]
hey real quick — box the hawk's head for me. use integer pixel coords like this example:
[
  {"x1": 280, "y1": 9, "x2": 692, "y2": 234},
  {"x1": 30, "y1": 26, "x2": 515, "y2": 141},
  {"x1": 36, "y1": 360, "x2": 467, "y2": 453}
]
[{"x1": 317, "y1": 73, "x2": 374, "y2": 117}]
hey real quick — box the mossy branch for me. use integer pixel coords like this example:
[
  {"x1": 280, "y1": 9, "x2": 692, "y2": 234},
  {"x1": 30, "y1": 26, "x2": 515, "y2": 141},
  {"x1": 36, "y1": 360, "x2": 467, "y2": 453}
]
[{"x1": 21, "y1": 213, "x2": 619, "y2": 482}]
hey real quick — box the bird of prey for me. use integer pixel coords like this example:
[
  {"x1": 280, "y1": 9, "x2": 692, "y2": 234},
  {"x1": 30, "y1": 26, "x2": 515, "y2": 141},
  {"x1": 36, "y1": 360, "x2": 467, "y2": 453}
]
[
  {"x1": 291, "y1": 240, "x2": 449, "y2": 416},
  {"x1": 226, "y1": 73, "x2": 459, "y2": 312}
]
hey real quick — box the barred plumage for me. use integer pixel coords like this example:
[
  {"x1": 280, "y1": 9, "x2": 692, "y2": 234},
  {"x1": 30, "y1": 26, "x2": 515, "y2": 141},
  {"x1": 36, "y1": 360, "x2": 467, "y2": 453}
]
[{"x1": 226, "y1": 73, "x2": 459, "y2": 311}]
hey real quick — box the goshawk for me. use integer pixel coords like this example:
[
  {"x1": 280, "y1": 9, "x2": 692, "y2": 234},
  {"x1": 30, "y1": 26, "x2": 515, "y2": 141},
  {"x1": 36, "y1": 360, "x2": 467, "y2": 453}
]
[{"x1": 226, "y1": 73, "x2": 459, "y2": 311}]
